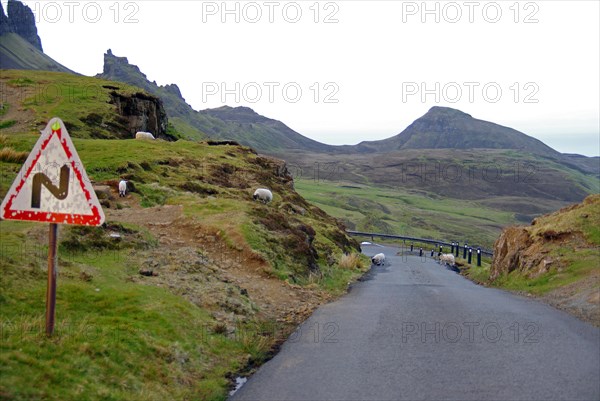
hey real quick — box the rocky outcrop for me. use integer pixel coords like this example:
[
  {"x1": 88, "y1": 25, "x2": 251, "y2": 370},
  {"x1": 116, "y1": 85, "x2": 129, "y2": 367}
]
[
  {"x1": 490, "y1": 195, "x2": 600, "y2": 325},
  {"x1": 98, "y1": 50, "x2": 195, "y2": 120},
  {"x1": 108, "y1": 91, "x2": 172, "y2": 140},
  {"x1": 100, "y1": 50, "x2": 148, "y2": 87},
  {"x1": 163, "y1": 84, "x2": 184, "y2": 99},
  {"x1": 491, "y1": 227, "x2": 540, "y2": 281},
  {"x1": 490, "y1": 199, "x2": 597, "y2": 281},
  {"x1": 3, "y1": 0, "x2": 43, "y2": 51}
]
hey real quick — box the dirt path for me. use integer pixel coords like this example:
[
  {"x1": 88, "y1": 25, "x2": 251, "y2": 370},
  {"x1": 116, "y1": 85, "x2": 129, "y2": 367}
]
[
  {"x1": 104, "y1": 190, "x2": 330, "y2": 331},
  {"x1": 0, "y1": 77, "x2": 38, "y2": 135}
]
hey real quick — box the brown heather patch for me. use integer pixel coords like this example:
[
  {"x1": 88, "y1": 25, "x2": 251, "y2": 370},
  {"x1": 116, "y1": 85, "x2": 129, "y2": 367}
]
[{"x1": 0, "y1": 147, "x2": 28, "y2": 163}]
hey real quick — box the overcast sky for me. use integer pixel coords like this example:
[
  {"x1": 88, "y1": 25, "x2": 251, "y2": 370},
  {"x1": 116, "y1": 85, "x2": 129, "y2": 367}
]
[{"x1": 8, "y1": 0, "x2": 600, "y2": 156}]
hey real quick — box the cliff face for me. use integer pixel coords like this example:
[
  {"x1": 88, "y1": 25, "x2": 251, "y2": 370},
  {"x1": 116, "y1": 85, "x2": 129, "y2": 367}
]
[
  {"x1": 108, "y1": 91, "x2": 170, "y2": 140},
  {"x1": 0, "y1": 3, "x2": 9, "y2": 36},
  {"x1": 491, "y1": 227, "x2": 534, "y2": 280},
  {"x1": 2, "y1": 0, "x2": 43, "y2": 51}
]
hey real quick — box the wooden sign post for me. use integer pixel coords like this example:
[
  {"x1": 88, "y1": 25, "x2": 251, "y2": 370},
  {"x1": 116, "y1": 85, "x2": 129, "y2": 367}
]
[{"x1": 47, "y1": 223, "x2": 58, "y2": 335}]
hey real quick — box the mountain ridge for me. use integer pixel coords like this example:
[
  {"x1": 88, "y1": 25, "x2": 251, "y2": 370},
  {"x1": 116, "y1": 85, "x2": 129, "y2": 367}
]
[
  {"x1": 338, "y1": 106, "x2": 561, "y2": 158},
  {"x1": 96, "y1": 50, "x2": 584, "y2": 160},
  {"x1": 97, "y1": 50, "x2": 338, "y2": 153}
]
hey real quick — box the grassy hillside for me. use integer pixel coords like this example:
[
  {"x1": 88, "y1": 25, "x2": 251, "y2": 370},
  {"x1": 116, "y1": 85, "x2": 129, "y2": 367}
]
[
  {"x1": 282, "y1": 146, "x2": 598, "y2": 231},
  {"x1": 292, "y1": 147, "x2": 597, "y2": 251},
  {"x1": 0, "y1": 33, "x2": 75, "y2": 73},
  {"x1": 295, "y1": 179, "x2": 516, "y2": 248},
  {"x1": 0, "y1": 69, "x2": 176, "y2": 141},
  {"x1": 0, "y1": 72, "x2": 366, "y2": 400}
]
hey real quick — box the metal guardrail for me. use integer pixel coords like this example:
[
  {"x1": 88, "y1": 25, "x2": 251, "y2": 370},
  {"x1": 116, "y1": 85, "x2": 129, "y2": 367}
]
[{"x1": 346, "y1": 230, "x2": 494, "y2": 257}]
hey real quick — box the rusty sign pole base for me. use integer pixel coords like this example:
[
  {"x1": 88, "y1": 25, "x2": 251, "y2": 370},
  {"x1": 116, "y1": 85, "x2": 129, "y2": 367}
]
[{"x1": 46, "y1": 223, "x2": 58, "y2": 336}]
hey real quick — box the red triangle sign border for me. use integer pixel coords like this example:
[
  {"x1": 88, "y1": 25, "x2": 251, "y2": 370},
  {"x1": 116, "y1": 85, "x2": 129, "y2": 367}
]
[{"x1": 1, "y1": 117, "x2": 105, "y2": 226}]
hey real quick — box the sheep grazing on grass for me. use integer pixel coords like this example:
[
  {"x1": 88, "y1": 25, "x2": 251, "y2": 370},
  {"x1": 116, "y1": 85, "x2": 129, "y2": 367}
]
[
  {"x1": 118, "y1": 180, "x2": 127, "y2": 197},
  {"x1": 135, "y1": 131, "x2": 155, "y2": 140},
  {"x1": 253, "y1": 188, "x2": 273, "y2": 204},
  {"x1": 438, "y1": 253, "x2": 455, "y2": 266},
  {"x1": 371, "y1": 253, "x2": 386, "y2": 266}
]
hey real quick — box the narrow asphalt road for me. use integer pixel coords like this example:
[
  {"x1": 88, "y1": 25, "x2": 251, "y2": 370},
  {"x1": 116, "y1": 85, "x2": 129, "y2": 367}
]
[{"x1": 230, "y1": 244, "x2": 600, "y2": 401}]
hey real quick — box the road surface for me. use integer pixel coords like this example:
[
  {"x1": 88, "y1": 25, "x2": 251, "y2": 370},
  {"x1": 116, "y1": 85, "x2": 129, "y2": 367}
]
[{"x1": 230, "y1": 244, "x2": 600, "y2": 401}]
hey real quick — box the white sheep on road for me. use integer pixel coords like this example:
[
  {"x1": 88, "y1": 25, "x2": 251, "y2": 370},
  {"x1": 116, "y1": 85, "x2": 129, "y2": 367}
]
[
  {"x1": 438, "y1": 253, "x2": 455, "y2": 266},
  {"x1": 253, "y1": 188, "x2": 273, "y2": 204},
  {"x1": 371, "y1": 253, "x2": 386, "y2": 266}
]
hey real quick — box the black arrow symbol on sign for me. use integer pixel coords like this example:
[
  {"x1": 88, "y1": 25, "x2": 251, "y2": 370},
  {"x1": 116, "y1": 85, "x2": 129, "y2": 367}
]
[{"x1": 31, "y1": 165, "x2": 70, "y2": 208}]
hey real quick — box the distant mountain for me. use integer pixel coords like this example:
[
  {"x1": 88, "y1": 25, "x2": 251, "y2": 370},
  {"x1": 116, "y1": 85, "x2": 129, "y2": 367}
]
[
  {"x1": 560, "y1": 153, "x2": 600, "y2": 176},
  {"x1": 201, "y1": 105, "x2": 338, "y2": 152},
  {"x1": 94, "y1": 50, "x2": 596, "y2": 166},
  {"x1": 342, "y1": 107, "x2": 561, "y2": 157},
  {"x1": 0, "y1": 1, "x2": 75, "y2": 73},
  {"x1": 97, "y1": 50, "x2": 337, "y2": 153}
]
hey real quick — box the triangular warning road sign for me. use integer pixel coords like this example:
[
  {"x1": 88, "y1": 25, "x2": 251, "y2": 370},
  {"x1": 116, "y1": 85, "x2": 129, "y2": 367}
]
[{"x1": 1, "y1": 117, "x2": 105, "y2": 226}]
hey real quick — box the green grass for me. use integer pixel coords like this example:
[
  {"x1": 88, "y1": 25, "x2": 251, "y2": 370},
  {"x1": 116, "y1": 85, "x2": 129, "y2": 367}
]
[
  {"x1": 529, "y1": 195, "x2": 600, "y2": 246},
  {"x1": 168, "y1": 117, "x2": 208, "y2": 141},
  {"x1": 491, "y1": 250, "x2": 599, "y2": 295},
  {"x1": 460, "y1": 257, "x2": 493, "y2": 284},
  {"x1": 318, "y1": 262, "x2": 364, "y2": 295},
  {"x1": 0, "y1": 219, "x2": 273, "y2": 401},
  {"x1": 0, "y1": 120, "x2": 16, "y2": 129}
]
